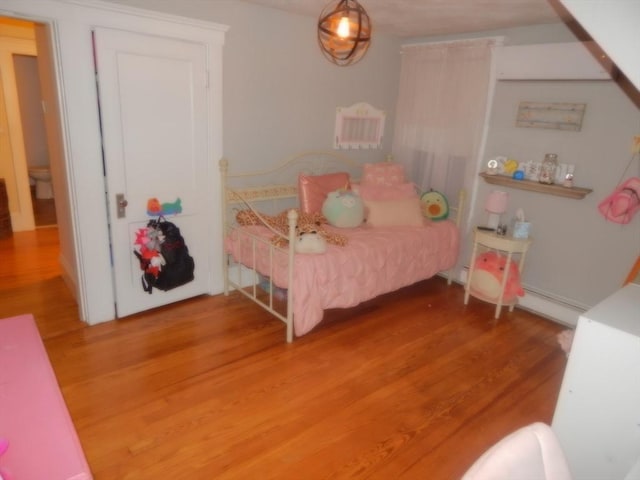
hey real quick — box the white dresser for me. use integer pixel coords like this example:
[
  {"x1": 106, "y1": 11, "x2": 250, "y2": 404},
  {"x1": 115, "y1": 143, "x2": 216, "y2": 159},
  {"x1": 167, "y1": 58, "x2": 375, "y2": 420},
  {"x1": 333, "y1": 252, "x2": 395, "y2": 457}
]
[{"x1": 552, "y1": 283, "x2": 640, "y2": 480}]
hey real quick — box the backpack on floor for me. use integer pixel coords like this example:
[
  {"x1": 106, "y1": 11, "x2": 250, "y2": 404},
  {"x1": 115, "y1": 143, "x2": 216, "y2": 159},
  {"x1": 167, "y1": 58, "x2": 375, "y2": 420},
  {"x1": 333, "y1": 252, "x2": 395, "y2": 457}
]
[{"x1": 133, "y1": 217, "x2": 195, "y2": 294}]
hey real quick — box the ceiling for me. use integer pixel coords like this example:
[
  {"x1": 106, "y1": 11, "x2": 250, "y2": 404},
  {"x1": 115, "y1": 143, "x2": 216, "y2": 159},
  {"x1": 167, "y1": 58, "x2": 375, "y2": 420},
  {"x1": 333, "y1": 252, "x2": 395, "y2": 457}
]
[{"x1": 240, "y1": 0, "x2": 570, "y2": 37}]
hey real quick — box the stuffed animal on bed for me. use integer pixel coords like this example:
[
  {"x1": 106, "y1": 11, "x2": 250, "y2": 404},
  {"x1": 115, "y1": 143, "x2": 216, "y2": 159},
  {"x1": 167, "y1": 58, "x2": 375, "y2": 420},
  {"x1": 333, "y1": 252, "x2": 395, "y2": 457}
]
[
  {"x1": 322, "y1": 190, "x2": 364, "y2": 228},
  {"x1": 295, "y1": 232, "x2": 327, "y2": 254},
  {"x1": 236, "y1": 209, "x2": 347, "y2": 247},
  {"x1": 470, "y1": 251, "x2": 524, "y2": 303},
  {"x1": 420, "y1": 190, "x2": 449, "y2": 221}
]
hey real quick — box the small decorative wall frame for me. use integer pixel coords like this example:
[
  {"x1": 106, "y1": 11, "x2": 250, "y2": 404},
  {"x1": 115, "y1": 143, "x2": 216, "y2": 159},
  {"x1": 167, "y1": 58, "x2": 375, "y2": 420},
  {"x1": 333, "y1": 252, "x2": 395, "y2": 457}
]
[
  {"x1": 334, "y1": 102, "x2": 385, "y2": 149},
  {"x1": 516, "y1": 101, "x2": 586, "y2": 131}
]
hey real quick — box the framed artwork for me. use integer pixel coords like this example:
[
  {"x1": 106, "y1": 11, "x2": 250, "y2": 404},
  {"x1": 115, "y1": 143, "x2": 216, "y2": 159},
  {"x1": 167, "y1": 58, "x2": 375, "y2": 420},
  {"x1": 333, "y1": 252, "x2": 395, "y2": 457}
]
[{"x1": 516, "y1": 102, "x2": 586, "y2": 131}]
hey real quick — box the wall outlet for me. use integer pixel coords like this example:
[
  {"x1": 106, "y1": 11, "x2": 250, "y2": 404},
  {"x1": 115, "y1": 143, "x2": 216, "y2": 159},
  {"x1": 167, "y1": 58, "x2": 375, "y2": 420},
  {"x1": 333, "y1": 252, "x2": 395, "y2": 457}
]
[{"x1": 633, "y1": 135, "x2": 640, "y2": 154}]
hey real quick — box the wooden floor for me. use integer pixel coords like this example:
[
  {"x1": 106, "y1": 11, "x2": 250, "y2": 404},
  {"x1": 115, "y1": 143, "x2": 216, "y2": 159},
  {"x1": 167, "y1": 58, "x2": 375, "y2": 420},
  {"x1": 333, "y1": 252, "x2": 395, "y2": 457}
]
[
  {"x1": 31, "y1": 185, "x2": 58, "y2": 227},
  {"x1": 0, "y1": 228, "x2": 568, "y2": 479}
]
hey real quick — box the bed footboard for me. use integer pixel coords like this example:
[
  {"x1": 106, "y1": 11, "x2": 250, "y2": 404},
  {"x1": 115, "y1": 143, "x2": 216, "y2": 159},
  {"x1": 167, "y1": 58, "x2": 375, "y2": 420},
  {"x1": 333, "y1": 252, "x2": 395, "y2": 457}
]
[
  {"x1": 223, "y1": 215, "x2": 296, "y2": 343},
  {"x1": 220, "y1": 152, "x2": 363, "y2": 342},
  {"x1": 221, "y1": 159, "x2": 302, "y2": 343}
]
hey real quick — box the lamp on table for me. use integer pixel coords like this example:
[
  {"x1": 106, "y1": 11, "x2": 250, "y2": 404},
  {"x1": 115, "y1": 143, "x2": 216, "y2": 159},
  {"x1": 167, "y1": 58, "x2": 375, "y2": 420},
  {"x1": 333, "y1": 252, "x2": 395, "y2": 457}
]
[{"x1": 484, "y1": 190, "x2": 508, "y2": 230}]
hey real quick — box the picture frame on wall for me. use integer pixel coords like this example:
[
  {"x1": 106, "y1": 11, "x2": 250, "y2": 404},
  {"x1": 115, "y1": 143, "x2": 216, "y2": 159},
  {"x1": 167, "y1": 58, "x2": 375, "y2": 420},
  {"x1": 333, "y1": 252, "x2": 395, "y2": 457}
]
[{"x1": 516, "y1": 101, "x2": 586, "y2": 131}]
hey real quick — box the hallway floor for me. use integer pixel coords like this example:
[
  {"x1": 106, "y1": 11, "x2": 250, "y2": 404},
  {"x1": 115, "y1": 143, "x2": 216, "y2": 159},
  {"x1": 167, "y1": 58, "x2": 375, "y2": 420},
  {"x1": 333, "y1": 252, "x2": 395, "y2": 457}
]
[{"x1": 31, "y1": 186, "x2": 57, "y2": 227}]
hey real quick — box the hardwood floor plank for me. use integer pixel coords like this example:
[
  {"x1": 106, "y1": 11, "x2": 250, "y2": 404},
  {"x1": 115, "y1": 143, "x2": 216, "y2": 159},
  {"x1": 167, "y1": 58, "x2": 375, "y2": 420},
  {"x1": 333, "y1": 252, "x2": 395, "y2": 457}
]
[{"x1": 1, "y1": 228, "x2": 570, "y2": 479}]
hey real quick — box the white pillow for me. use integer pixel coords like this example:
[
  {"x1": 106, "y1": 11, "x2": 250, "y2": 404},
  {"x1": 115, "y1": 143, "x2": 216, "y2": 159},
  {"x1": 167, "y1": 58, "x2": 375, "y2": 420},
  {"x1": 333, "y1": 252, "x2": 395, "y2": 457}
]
[{"x1": 364, "y1": 198, "x2": 425, "y2": 227}]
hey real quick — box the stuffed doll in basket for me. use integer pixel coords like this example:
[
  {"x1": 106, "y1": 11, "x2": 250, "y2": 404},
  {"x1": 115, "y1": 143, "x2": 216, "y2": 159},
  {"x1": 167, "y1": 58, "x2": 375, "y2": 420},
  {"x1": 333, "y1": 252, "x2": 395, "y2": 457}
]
[{"x1": 470, "y1": 251, "x2": 525, "y2": 303}]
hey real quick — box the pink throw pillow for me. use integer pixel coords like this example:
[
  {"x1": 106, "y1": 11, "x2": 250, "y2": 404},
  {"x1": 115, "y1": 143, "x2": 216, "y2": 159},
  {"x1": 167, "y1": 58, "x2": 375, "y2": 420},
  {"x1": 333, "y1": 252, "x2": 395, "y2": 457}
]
[
  {"x1": 361, "y1": 162, "x2": 405, "y2": 186},
  {"x1": 364, "y1": 198, "x2": 425, "y2": 227},
  {"x1": 352, "y1": 182, "x2": 417, "y2": 201},
  {"x1": 298, "y1": 172, "x2": 350, "y2": 214}
]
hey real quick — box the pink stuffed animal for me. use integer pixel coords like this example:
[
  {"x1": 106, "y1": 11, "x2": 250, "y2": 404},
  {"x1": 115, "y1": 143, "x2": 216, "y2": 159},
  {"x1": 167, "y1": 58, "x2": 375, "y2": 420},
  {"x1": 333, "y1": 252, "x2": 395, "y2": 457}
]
[{"x1": 470, "y1": 251, "x2": 524, "y2": 303}]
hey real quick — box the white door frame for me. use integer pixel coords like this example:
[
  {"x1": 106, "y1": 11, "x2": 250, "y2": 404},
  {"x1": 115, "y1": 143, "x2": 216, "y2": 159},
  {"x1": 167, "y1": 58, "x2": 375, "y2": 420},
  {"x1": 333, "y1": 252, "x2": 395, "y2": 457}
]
[
  {"x1": 0, "y1": 0, "x2": 227, "y2": 324},
  {"x1": 0, "y1": 36, "x2": 37, "y2": 231}
]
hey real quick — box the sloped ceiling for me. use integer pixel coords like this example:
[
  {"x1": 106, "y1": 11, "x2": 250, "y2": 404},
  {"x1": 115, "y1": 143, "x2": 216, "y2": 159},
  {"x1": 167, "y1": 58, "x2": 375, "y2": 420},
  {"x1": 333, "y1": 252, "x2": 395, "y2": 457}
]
[
  {"x1": 240, "y1": 0, "x2": 569, "y2": 37},
  {"x1": 558, "y1": 0, "x2": 640, "y2": 93}
]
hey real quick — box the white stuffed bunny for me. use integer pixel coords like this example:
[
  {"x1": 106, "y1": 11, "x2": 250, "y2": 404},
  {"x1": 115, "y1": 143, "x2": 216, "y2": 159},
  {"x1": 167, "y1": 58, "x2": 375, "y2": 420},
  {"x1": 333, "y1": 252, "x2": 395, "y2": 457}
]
[{"x1": 295, "y1": 232, "x2": 327, "y2": 254}]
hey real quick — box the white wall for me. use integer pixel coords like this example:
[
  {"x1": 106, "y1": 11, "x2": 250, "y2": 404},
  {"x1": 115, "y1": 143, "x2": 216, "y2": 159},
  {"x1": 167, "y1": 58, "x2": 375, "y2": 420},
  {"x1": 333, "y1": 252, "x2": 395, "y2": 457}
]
[
  {"x1": 482, "y1": 80, "x2": 639, "y2": 309},
  {"x1": 99, "y1": 0, "x2": 403, "y2": 171}
]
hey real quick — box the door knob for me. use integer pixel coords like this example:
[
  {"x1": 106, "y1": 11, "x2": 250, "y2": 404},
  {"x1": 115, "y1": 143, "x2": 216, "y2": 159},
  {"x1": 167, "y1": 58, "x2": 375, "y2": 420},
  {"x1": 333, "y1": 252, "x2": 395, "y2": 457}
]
[{"x1": 116, "y1": 193, "x2": 128, "y2": 218}]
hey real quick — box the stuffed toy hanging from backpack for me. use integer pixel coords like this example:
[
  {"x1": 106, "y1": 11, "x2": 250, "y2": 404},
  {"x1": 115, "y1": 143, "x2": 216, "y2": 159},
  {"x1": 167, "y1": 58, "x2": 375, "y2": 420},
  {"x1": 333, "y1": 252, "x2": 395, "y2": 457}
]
[{"x1": 133, "y1": 216, "x2": 194, "y2": 294}]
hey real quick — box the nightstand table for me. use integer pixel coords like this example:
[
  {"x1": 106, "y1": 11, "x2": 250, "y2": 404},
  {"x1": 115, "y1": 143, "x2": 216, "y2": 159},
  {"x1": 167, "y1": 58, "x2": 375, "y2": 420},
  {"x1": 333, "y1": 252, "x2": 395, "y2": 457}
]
[{"x1": 464, "y1": 227, "x2": 532, "y2": 318}]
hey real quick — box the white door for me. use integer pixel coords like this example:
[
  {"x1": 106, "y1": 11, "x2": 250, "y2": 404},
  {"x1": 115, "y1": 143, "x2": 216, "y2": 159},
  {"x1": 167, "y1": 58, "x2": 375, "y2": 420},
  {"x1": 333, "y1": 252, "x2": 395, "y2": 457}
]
[{"x1": 94, "y1": 27, "x2": 211, "y2": 318}]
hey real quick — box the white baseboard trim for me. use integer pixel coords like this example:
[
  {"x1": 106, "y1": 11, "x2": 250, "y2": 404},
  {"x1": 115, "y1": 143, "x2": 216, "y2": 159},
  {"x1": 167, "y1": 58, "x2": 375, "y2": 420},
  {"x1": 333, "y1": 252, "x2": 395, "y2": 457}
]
[
  {"x1": 518, "y1": 291, "x2": 581, "y2": 328},
  {"x1": 59, "y1": 254, "x2": 78, "y2": 302}
]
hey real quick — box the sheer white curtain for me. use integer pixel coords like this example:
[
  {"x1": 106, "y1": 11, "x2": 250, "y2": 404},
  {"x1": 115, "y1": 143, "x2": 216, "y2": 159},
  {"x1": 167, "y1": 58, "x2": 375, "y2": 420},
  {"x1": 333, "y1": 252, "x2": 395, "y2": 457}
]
[{"x1": 392, "y1": 38, "x2": 498, "y2": 203}]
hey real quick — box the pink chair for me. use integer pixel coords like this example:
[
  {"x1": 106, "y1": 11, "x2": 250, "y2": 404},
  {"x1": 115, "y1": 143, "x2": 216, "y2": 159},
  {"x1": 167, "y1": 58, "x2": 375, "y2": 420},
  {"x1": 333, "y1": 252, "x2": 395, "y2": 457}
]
[{"x1": 461, "y1": 423, "x2": 572, "y2": 480}]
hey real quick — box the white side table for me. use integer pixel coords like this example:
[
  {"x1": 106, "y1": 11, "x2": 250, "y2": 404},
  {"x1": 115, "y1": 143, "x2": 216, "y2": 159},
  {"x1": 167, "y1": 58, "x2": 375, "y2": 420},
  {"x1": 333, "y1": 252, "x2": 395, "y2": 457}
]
[{"x1": 464, "y1": 227, "x2": 532, "y2": 318}]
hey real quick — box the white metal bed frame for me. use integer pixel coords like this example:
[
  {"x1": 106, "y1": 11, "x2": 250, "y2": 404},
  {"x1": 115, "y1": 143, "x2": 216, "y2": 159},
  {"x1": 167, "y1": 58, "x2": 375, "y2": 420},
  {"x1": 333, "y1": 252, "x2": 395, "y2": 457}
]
[{"x1": 220, "y1": 151, "x2": 465, "y2": 343}]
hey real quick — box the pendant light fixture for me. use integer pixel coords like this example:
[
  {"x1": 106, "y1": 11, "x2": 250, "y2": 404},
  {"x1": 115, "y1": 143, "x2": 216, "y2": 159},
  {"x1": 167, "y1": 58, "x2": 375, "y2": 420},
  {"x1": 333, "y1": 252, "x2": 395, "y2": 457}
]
[{"x1": 317, "y1": 0, "x2": 371, "y2": 66}]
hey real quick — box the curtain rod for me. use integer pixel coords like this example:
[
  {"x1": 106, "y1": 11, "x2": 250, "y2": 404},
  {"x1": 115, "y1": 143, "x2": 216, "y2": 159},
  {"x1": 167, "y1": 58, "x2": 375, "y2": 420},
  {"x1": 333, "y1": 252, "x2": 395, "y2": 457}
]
[{"x1": 401, "y1": 35, "x2": 505, "y2": 49}]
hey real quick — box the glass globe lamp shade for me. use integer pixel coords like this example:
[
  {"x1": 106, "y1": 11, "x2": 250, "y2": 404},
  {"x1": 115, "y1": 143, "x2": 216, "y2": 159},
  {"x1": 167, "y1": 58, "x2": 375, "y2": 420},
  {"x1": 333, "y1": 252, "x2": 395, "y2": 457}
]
[{"x1": 317, "y1": 0, "x2": 371, "y2": 66}]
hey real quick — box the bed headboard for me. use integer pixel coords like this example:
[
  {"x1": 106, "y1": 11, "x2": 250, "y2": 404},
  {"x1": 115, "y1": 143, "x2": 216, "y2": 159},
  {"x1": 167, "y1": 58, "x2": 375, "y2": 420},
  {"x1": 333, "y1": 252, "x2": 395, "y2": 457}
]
[
  {"x1": 221, "y1": 150, "x2": 361, "y2": 199},
  {"x1": 219, "y1": 150, "x2": 366, "y2": 222},
  {"x1": 219, "y1": 150, "x2": 466, "y2": 230}
]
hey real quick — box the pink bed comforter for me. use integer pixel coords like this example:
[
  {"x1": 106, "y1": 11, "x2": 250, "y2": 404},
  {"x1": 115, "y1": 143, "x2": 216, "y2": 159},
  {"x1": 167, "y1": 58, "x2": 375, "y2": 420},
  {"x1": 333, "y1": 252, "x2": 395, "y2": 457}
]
[{"x1": 225, "y1": 220, "x2": 459, "y2": 337}]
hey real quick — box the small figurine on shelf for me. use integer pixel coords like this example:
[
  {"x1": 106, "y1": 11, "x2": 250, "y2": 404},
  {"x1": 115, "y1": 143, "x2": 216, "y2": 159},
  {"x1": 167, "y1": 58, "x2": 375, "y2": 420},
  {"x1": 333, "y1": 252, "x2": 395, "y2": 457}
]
[
  {"x1": 512, "y1": 170, "x2": 525, "y2": 180},
  {"x1": 502, "y1": 158, "x2": 519, "y2": 176},
  {"x1": 539, "y1": 153, "x2": 558, "y2": 184},
  {"x1": 563, "y1": 165, "x2": 575, "y2": 188},
  {"x1": 486, "y1": 158, "x2": 499, "y2": 175}
]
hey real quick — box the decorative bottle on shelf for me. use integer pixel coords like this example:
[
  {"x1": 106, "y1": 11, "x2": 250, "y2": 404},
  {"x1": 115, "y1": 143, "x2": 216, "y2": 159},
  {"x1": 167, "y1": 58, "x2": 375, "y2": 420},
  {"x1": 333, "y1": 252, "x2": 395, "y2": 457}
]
[{"x1": 538, "y1": 153, "x2": 558, "y2": 184}]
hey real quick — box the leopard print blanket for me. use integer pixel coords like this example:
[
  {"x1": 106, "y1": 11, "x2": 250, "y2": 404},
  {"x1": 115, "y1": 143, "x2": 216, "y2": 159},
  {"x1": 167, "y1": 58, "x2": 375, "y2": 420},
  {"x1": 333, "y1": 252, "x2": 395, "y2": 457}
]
[{"x1": 236, "y1": 209, "x2": 347, "y2": 247}]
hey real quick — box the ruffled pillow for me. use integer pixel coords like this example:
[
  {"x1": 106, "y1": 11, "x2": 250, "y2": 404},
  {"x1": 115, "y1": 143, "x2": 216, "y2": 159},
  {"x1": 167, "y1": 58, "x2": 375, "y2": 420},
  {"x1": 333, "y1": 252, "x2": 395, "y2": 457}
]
[{"x1": 361, "y1": 162, "x2": 405, "y2": 186}]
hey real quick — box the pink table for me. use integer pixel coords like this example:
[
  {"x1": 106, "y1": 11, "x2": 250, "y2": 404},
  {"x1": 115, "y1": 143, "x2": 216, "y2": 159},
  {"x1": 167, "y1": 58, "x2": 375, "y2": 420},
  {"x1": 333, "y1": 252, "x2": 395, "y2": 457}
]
[{"x1": 0, "y1": 314, "x2": 92, "y2": 480}]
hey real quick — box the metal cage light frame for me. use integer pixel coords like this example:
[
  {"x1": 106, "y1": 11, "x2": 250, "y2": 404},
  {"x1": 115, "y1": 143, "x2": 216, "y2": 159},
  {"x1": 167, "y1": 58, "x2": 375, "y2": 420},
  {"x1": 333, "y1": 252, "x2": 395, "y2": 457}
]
[{"x1": 317, "y1": 0, "x2": 371, "y2": 66}]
